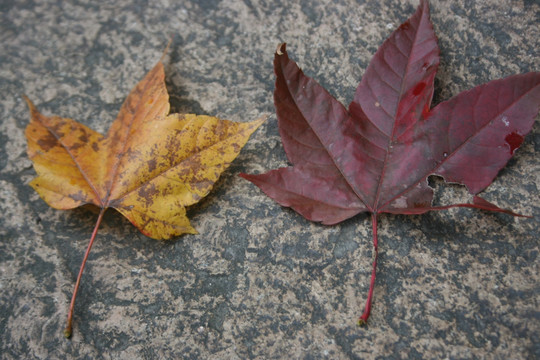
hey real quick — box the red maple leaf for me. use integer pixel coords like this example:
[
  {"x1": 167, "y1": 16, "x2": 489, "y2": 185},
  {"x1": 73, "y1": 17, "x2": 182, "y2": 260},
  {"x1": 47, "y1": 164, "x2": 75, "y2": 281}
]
[{"x1": 240, "y1": 0, "x2": 540, "y2": 325}]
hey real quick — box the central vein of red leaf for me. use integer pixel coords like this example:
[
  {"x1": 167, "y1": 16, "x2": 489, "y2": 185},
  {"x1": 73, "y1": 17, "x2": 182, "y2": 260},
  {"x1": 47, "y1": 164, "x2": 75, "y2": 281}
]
[{"x1": 372, "y1": 13, "x2": 424, "y2": 212}]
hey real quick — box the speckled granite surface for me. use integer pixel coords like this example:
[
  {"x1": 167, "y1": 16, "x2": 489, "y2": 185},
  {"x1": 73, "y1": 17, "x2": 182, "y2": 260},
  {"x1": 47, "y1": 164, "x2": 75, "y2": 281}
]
[{"x1": 0, "y1": 0, "x2": 539, "y2": 358}]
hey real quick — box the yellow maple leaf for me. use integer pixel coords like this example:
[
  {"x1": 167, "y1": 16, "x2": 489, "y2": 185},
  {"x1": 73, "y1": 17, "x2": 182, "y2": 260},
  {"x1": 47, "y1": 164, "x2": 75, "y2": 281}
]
[{"x1": 25, "y1": 58, "x2": 264, "y2": 338}]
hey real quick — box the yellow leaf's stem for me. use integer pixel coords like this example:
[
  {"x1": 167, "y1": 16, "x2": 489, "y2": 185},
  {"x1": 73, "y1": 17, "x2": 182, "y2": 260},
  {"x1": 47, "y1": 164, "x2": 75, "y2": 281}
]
[
  {"x1": 64, "y1": 207, "x2": 106, "y2": 339},
  {"x1": 358, "y1": 213, "x2": 379, "y2": 326}
]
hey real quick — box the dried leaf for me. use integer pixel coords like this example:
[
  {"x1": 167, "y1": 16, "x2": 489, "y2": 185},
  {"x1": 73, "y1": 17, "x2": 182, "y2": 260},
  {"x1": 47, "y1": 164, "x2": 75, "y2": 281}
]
[
  {"x1": 241, "y1": 0, "x2": 539, "y2": 325},
  {"x1": 25, "y1": 57, "x2": 264, "y2": 337}
]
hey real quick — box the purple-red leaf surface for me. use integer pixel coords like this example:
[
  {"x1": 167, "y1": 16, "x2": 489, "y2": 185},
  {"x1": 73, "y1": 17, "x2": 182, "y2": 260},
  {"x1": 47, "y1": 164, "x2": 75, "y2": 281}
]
[{"x1": 240, "y1": 0, "x2": 540, "y2": 325}]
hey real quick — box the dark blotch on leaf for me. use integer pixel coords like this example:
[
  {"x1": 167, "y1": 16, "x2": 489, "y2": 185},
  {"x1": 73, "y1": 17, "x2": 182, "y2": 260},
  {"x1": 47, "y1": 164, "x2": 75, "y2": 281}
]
[
  {"x1": 147, "y1": 158, "x2": 157, "y2": 173},
  {"x1": 37, "y1": 132, "x2": 58, "y2": 151},
  {"x1": 413, "y1": 82, "x2": 427, "y2": 96},
  {"x1": 505, "y1": 132, "x2": 524, "y2": 154}
]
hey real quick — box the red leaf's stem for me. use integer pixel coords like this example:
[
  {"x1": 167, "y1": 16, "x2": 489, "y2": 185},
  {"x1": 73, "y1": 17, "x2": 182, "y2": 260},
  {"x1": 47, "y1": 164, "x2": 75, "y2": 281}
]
[
  {"x1": 358, "y1": 213, "x2": 379, "y2": 326},
  {"x1": 64, "y1": 208, "x2": 106, "y2": 339}
]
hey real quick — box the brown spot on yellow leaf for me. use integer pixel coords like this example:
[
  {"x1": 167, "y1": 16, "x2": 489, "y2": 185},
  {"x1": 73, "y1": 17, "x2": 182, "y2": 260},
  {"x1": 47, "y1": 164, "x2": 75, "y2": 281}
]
[
  {"x1": 147, "y1": 158, "x2": 157, "y2": 173},
  {"x1": 36, "y1": 132, "x2": 58, "y2": 151}
]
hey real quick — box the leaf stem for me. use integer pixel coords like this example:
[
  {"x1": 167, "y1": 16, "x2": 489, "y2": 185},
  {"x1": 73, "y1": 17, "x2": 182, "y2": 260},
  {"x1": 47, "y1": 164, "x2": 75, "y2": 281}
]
[
  {"x1": 358, "y1": 213, "x2": 379, "y2": 326},
  {"x1": 64, "y1": 208, "x2": 106, "y2": 338}
]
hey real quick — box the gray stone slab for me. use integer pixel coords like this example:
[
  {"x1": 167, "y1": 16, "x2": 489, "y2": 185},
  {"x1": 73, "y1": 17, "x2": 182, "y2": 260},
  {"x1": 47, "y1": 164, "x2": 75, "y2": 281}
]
[{"x1": 0, "y1": 0, "x2": 538, "y2": 358}]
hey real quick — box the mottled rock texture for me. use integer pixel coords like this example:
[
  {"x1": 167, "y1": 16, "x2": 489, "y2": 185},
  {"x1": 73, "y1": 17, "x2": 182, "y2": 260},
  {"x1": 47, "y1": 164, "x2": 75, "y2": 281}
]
[{"x1": 0, "y1": 0, "x2": 538, "y2": 359}]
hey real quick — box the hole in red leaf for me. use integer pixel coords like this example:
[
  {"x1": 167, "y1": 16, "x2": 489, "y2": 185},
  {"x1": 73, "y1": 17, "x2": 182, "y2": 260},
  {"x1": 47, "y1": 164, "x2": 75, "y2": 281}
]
[
  {"x1": 505, "y1": 132, "x2": 524, "y2": 154},
  {"x1": 413, "y1": 82, "x2": 426, "y2": 96}
]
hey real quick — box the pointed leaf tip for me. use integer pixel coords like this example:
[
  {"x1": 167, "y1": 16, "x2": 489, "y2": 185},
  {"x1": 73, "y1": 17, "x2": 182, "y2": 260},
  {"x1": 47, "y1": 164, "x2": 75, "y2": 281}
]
[
  {"x1": 276, "y1": 43, "x2": 286, "y2": 55},
  {"x1": 22, "y1": 95, "x2": 38, "y2": 115},
  {"x1": 159, "y1": 37, "x2": 173, "y2": 63}
]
